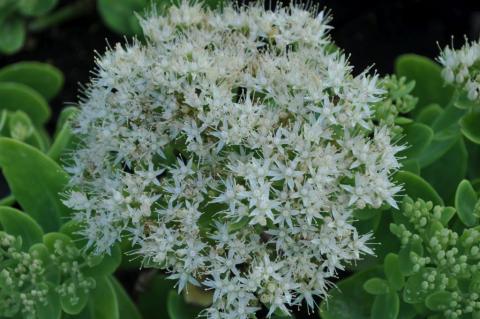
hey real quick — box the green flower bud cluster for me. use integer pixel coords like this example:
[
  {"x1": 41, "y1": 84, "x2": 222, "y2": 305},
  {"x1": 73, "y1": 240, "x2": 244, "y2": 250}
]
[
  {"x1": 373, "y1": 75, "x2": 418, "y2": 135},
  {"x1": 390, "y1": 196, "x2": 480, "y2": 319},
  {"x1": 50, "y1": 238, "x2": 96, "y2": 308},
  {"x1": 0, "y1": 231, "x2": 48, "y2": 319},
  {"x1": 0, "y1": 231, "x2": 97, "y2": 319}
]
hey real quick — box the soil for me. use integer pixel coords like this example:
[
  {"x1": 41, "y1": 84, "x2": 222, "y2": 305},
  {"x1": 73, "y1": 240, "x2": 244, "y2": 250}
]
[{"x1": 0, "y1": 0, "x2": 479, "y2": 317}]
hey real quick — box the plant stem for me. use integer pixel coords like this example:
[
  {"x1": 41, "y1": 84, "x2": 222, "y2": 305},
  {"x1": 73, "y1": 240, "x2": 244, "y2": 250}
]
[{"x1": 28, "y1": 0, "x2": 95, "y2": 33}]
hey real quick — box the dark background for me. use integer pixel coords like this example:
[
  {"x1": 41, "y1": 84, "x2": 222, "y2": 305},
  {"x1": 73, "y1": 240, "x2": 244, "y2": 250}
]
[{"x1": 1, "y1": 0, "x2": 480, "y2": 131}]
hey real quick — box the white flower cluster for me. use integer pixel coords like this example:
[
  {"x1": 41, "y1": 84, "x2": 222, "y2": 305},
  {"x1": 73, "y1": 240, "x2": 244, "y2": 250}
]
[
  {"x1": 64, "y1": 2, "x2": 403, "y2": 318},
  {"x1": 438, "y1": 38, "x2": 480, "y2": 101}
]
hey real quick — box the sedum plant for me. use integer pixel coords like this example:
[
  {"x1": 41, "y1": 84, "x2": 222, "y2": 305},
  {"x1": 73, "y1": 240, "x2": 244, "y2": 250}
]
[
  {"x1": 63, "y1": 1, "x2": 405, "y2": 318},
  {"x1": 0, "y1": 0, "x2": 58, "y2": 54}
]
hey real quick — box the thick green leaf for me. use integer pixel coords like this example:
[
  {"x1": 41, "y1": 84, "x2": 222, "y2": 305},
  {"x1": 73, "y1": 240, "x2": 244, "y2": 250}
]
[
  {"x1": 17, "y1": 0, "x2": 58, "y2": 16},
  {"x1": 54, "y1": 106, "x2": 78, "y2": 136},
  {"x1": 455, "y1": 179, "x2": 478, "y2": 227},
  {"x1": 97, "y1": 0, "x2": 148, "y2": 35},
  {"x1": 399, "y1": 123, "x2": 433, "y2": 159},
  {"x1": 0, "y1": 82, "x2": 51, "y2": 124},
  {"x1": 167, "y1": 290, "x2": 204, "y2": 319},
  {"x1": 417, "y1": 127, "x2": 459, "y2": 169},
  {"x1": 0, "y1": 206, "x2": 43, "y2": 248},
  {"x1": 460, "y1": 111, "x2": 480, "y2": 144},
  {"x1": 111, "y1": 277, "x2": 143, "y2": 319},
  {"x1": 36, "y1": 286, "x2": 62, "y2": 319},
  {"x1": 89, "y1": 276, "x2": 119, "y2": 319},
  {"x1": 319, "y1": 267, "x2": 383, "y2": 319},
  {"x1": 137, "y1": 274, "x2": 175, "y2": 319},
  {"x1": 0, "y1": 138, "x2": 70, "y2": 231},
  {"x1": 371, "y1": 291, "x2": 399, "y2": 319},
  {"x1": 422, "y1": 139, "x2": 468, "y2": 205},
  {"x1": 61, "y1": 278, "x2": 90, "y2": 315},
  {"x1": 416, "y1": 104, "x2": 442, "y2": 126},
  {"x1": 397, "y1": 237, "x2": 423, "y2": 276},
  {"x1": 363, "y1": 277, "x2": 389, "y2": 295},
  {"x1": 384, "y1": 253, "x2": 404, "y2": 291},
  {"x1": 0, "y1": 61, "x2": 64, "y2": 100},
  {"x1": 83, "y1": 244, "x2": 122, "y2": 277},
  {"x1": 395, "y1": 54, "x2": 454, "y2": 113},
  {"x1": 0, "y1": 18, "x2": 25, "y2": 55},
  {"x1": 394, "y1": 171, "x2": 443, "y2": 206},
  {"x1": 425, "y1": 291, "x2": 452, "y2": 311},
  {"x1": 48, "y1": 108, "x2": 79, "y2": 162}
]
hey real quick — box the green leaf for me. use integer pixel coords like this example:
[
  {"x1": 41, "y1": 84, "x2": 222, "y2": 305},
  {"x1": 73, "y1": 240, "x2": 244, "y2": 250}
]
[
  {"x1": 0, "y1": 138, "x2": 70, "y2": 231},
  {"x1": 455, "y1": 179, "x2": 478, "y2": 227},
  {"x1": 397, "y1": 237, "x2": 423, "y2": 276},
  {"x1": 422, "y1": 138, "x2": 468, "y2": 205},
  {"x1": 394, "y1": 170, "x2": 443, "y2": 206},
  {"x1": 61, "y1": 278, "x2": 90, "y2": 315},
  {"x1": 36, "y1": 286, "x2": 62, "y2": 319},
  {"x1": 8, "y1": 110, "x2": 33, "y2": 141},
  {"x1": 398, "y1": 123, "x2": 433, "y2": 159},
  {"x1": 425, "y1": 291, "x2": 452, "y2": 311},
  {"x1": 89, "y1": 276, "x2": 119, "y2": 319},
  {"x1": 111, "y1": 277, "x2": 143, "y2": 319},
  {"x1": 17, "y1": 0, "x2": 58, "y2": 16},
  {"x1": 167, "y1": 290, "x2": 204, "y2": 319},
  {"x1": 43, "y1": 231, "x2": 72, "y2": 251},
  {"x1": 319, "y1": 267, "x2": 383, "y2": 319},
  {"x1": 0, "y1": 18, "x2": 25, "y2": 55},
  {"x1": 401, "y1": 160, "x2": 420, "y2": 175},
  {"x1": 97, "y1": 0, "x2": 148, "y2": 35},
  {"x1": 0, "y1": 206, "x2": 43, "y2": 249},
  {"x1": 54, "y1": 106, "x2": 78, "y2": 136},
  {"x1": 403, "y1": 269, "x2": 432, "y2": 304},
  {"x1": 363, "y1": 277, "x2": 390, "y2": 295},
  {"x1": 0, "y1": 61, "x2": 64, "y2": 100},
  {"x1": 137, "y1": 274, "x2": 174, "y2": 319},
  {"x1": 416, "y1": 126, "x2": 459, "y2": 169},
  {"x1": 48, "y1": 108, "x2": 78, "y2": 162},
  {"x1": 0, "y1": 82, "x2": 51, "y2": 124},
  {"x1": 371, "y1": 291, "x2": 399, "y2": 319},
  {"x1": 395, "y1": 54, "x2": 454, "y2": 113},
  {"x1": 83, "y1": 244, "x2": 122, "y2": 277},
  {"x1": 384, "y1": 253, "x2": 404, "y2": 291},
  {"x1": 460, "y1": 110, "x2": 480, "y2": 144},
  {"x1": 416, "y1": 104, "x2": 442, "y2": 126}
]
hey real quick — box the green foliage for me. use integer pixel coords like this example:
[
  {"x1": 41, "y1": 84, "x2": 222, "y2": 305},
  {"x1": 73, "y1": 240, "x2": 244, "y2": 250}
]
[
  {"x1": 0, "y1": 0, "x2": 59, "y2": 54},
  {"x1": 97, "y1": 0, "x2": 224, "y2": 36},
  {"x1": 322, "y1": 196, "x2": 480, "y2": 319}
]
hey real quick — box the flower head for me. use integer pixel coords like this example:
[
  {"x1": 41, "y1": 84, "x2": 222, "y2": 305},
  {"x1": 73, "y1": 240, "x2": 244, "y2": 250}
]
[{"x1": 65, "y1": 2, "x2": 403, "y2": 317}]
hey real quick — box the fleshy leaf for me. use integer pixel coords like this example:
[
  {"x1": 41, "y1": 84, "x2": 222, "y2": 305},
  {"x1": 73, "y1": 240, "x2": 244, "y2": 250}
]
[
  {"x1": 422, "y1": 138, "x2": 468, "y2": 205},
  {"x1": 17, "y1": 0, "x2": 58, "y2": 16},
  {"x1": 371, "y1": 291, "x2": 400, "y2": 319},
  {"x1": 0, "y1": 138, "x2": 70, "y2": 231},
  {"x1": 0, "y1": 206, "x2": 43, "y2": 249},
  {"x1": 111, "y1": 277, "x2": 143, "y2": 319},
  {"x1": 425, "y1": 291, "x2": 452, "y2": 311},
  {"x1": 460, "y1": 110, "x2": 480, "y2": 144},
  {"x1": 398, "y1": 123, "x2": 433, "y2": 159},
  {"x1": 395, "y1": 54, "x2": 453, "y2": 113},
  {"x1": 167, "y1": 290, "x2": 204, "y2": 319},
  {"x1": 0, "y1": 82, "x2": 51, "y2": 124},
  {"x1": 319, "y1": 267, "x2": 383, "y2": 319},
  {"x1": 455, "y1": 179, "x2": 478, "y2": 227},
  {"x1": 363, "y1": 277, "x2": 389, "y2": 295},
  {"x1": 0, "y1": 61, "x2": 64, "y2": 100},
  {"x1": 0, "y1": 18, "x2": 25, "y2": 55},
  {"x1": 384, "y1": 253, "x2": 404, "y2": 291},
  {"x1": 394, "y1": 171, "x2": 443, "y2": 206}
]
